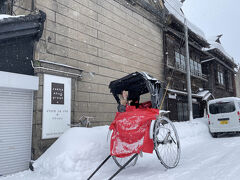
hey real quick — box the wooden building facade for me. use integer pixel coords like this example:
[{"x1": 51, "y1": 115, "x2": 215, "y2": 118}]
[
  {"x1": 163, "y1": 15, "x2": 211, "y2": 121},
  {"x1": 201, "y1": 37, "x2": 237, "y2": 99},
  {"x1": 162, "y1": 1, "x2": 237, "y2": 121}
]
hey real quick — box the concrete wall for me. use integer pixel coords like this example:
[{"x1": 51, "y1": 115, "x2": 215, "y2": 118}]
[{"x1": 15, "y1": 0, "x2": 164, "y2": 158}]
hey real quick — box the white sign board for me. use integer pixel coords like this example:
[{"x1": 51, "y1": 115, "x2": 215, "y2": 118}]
[
  {"x1": 42, "y1": 74, "x2": 71, "y2": 139},
  {"x1": 168, "y1": 93, "x2": 176, "y2": 99}
]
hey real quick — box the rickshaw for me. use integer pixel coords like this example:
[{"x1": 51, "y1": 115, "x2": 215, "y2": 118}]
[{"x1": 88, "y1": 72, "x2": 180, "y2": 180}]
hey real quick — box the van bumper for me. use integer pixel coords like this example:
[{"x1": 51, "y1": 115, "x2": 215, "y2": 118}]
[{"x1": 209, "y1": 126, "x2": 240, "y2": 133}]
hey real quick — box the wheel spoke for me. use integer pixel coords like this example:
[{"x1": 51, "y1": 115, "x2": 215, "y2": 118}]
[{"x1": 169, "y1": 134, "x2": 176, "y2": 144}]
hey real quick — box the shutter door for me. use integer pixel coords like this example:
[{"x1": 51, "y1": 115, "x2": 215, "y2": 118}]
[{"x1": 0, "y1": 87, "x2": 33, "y2": 175}]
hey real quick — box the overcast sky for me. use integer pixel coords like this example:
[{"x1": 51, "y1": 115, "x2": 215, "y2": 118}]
[{"x1": 182, "y1": 0, "x2": 240, "y2": 65}]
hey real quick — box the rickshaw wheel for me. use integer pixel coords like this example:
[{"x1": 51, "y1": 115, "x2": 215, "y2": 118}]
[
  {"x1": 112, "y1": 154, "x2": 138, "y2": 168},
  {"x1": 153, "y1": 116, "x2": 180, "y2": 169}
]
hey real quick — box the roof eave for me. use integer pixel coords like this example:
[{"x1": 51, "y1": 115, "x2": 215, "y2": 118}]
[
  {"x1": 168, "y1": 15, "x2": 209, "y2": 48},
  {"x1": 208, "y1": 48, "x2": 237, "y2": 67},
  {"x1": 0, "y1": 10, "x2": 46, "y2": 42}
]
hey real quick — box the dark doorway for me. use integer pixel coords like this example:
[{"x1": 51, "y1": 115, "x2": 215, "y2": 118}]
[{"x1": 177, "y1": 102, "x2": 188, "y2": 121}]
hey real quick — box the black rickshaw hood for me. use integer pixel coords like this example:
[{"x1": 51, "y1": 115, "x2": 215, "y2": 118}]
[{"x1": 109, "y1": 72, "x2": 163, "y2": 109}]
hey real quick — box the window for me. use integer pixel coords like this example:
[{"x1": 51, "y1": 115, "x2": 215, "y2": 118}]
[
  {"x1": 194, "y1": 61, "x2": 198, "y2": 75},
  {"x1": 175, "y1": 51, "x2": 203, "y2": 78},
  {"x1": 180, "y1": 54, "x2": 186, "y2": 70},
  {"x1": 175, "y1": 52, "x2": 181, "y2": 68},
  {"x1": 190, "y1": 59, "x2": 194, "y2": 74},
  {"x1": 0, "y1": 1, "x2": 6, "y2": 14},
  {"x1": 209, "y1": 101, "x2": 235, "y2": 114},
  {"x1": 228, "y1": 72, "x2": 233, "y2": 89},
  {"x1": 175, "y1": 52, "x2": 186, "y2": 71},
  {"x1": 197, "y1": 63, "x2": 202, "y2": 76},
  {"x1": 190, "y1": 58, "x2": 202, "y2": 77},
  {"x1": 217, "y1": 71, "x2": 224, "y2": 85},
  {"x1": 0, "y1": 0, "x2": 12, "y2": 14}
]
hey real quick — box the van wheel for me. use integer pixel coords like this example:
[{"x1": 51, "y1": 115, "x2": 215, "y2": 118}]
[{"x1": 211, "y1": 133, "x2": 218, "y2": 138}]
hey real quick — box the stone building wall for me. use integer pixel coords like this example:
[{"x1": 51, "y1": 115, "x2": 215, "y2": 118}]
[
  {"x1": 14, "y1": 0, "x2": 164, "y2": 158},
  {"x1": 13, "y1": 0, "x2": 33, "y2": 15},
  {"x1": 34, "y1": 0, "x2": 164, "y2": 123}
]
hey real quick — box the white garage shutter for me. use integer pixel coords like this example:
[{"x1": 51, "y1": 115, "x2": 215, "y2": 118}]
[{"x1": 0, "y1": 87, "x2": 33, "y2": 176}]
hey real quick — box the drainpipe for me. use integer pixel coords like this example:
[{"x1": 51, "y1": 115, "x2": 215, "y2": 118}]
[{"x1": 31, "y1": 0, "x2": 35, "y2": 11}]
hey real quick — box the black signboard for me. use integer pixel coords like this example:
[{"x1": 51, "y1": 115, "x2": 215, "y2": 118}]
[{"x1": 51, "y1": 83, "x2": 64, "y2": 104}]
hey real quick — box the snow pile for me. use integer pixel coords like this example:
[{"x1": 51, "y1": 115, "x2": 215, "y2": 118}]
[
  {"x1": 0, "y1": 14, "x2": 24, "y2": 21},
  {"x1": 174, "y1": 118, "x2": 210, "y2": 147},
  {"x1": 34, "y1": 117, "x2": 209, "y2": 175},
  {"x1": 0, "y1": 15, "x2": 12, "y2": 20},
  {"x1": 34, "y1": 126, "x2": 110, "y2": 179},
  {"x1": 2, "y1": 117, "x2": 240, "y2": 180},
  {"x1": 164, "y1": 0, "x2": 206, "y2": 39}
]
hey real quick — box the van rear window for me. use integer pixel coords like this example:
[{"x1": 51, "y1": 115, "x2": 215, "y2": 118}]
[{"x1": 209, "y1": 101, "x2": 235, "y2": 114}]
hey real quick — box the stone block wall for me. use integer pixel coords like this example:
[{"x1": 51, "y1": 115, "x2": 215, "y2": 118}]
[
  {"x1": 13, "y1": 0, "x2": 33, "y2": 15},
  {"x1": 35, "y1": 0, "x2": 164, "y2": 124}
]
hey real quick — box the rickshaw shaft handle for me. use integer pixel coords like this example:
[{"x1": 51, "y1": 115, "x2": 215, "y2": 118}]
[
  {"x1": 87, "y1": 155, "x2": 111, "y2": 180},
  {"x1": 108, "y1": 154, "x2": 138, "y2": 180}
]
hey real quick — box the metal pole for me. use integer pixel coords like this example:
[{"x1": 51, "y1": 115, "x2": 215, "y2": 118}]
[
  {"x1": 184, "y1": 17, "x2": 193, "y2": 121},
  {"x1": 87, "y1": 155, "x2": 111, "y2": 180},
  {"x1": 108, "y1": 154, "x2": 138, "y2": 180}
]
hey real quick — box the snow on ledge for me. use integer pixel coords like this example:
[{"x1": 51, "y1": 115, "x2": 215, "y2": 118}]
[
  {"x1": 0, "y1": 71, "x2": 39, "y2": 90},
  {"x1": 0, "y1": 14, "x2": 25, "y2": 21}
]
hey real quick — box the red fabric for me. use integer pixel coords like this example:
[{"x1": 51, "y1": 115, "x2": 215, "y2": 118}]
[{"x1": 109, "y1": 107, "x2": 159, "y2": 158}]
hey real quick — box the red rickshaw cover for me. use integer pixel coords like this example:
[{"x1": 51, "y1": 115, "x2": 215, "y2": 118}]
[{"x1": 109, "y1": 106, "x2": 159, "y2": 158}]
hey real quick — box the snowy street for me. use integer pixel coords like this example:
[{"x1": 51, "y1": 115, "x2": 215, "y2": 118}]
[{"x1": 1, "y1": 118, "x2": 240, "y2": 180}]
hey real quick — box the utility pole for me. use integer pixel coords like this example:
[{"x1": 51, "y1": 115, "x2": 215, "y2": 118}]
[{"x1": 184, "y1": 17, "x2": 193, "y2": 121}]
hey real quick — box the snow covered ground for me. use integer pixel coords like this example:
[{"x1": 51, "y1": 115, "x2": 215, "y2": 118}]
[{"x1": 1, "y1": 118, "x2": 240, "y2": 180}]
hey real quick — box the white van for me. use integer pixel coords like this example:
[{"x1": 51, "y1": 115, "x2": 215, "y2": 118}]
[{"x1": 207, "y1": 97, "x2": 240, "y2": 137}]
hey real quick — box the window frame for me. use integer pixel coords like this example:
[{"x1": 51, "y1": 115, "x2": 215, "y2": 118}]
[
  {"x1": 180, "y1": 54, "x2": 186, "y2": 71},
  {"x1": 217, "y1": 71, "x2": 224, "y2": 85},
  {"x1": 228, "y1": 72, "x2": 233, "y2": 89},
  {"x1": 175, "y1": 51, "x2": 181, "y2": 68}
]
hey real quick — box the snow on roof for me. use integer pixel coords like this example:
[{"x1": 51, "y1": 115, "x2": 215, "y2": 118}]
[
  {"x1": 164, "y1": 0, "x2": 206, "y2": 40},
  {"x1": 197, "y1": 90, "x2": 209, "y2": 97},
  {"x1": 203, "y1": 36, "x2": 234, "y2": 63},
  {"x1": 208, "y1": 97, "x2": 240, "y2": 104},
  {"x1": 168, "y1": 88, "x2": 202, "y2": 98},
  {"x1": 140, "y1": 72, "x2": 159, "y2": 81},
  {"x1": 168, "y1": 89, "x2": 214, "y2": 101},
  {"x1": 196, "y1": 90, "x2": 214, "y2": 101},
  {"x1": 0, "y1": 14, "x2": 24, "y2": 21}
]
